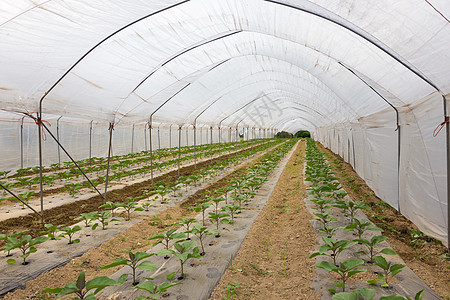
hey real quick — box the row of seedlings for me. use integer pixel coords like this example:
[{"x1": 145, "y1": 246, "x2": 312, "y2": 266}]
[{"x1": 304, "y1": 139, "x2": 425, "y2": 300}]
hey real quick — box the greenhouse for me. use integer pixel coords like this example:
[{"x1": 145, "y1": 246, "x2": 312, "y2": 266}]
[{"x1": 0, "y1": 0, "x2": 448, "y2": 299}]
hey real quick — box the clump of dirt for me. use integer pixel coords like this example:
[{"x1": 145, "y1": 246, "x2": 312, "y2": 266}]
[
  {"x1": 318, "y1": 143, "x2": 450, "y2": 299},
  {"x1": 210, "y1": 141, "x2": 318, "y2": 299}
]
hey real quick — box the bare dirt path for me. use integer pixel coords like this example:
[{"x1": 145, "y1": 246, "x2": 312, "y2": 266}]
[{"x1": 210, "y1": 140, "x2": 318, "y2": 299}]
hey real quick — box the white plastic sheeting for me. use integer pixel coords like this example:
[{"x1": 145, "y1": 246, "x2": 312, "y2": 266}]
[{"x1": 0, "y1": 0, "x2": 448, "y2": 243}]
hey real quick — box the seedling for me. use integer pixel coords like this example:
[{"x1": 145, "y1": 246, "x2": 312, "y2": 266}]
[
  {"x1": 75, "y1": 212, "x2": 98, "y2": 227},
  {"x1": 224, "y1": 281, "x2": 240, "y2": 300},
  {"x1": 5, "y1": 235, "x2": 49, "y2": 265},
  {"x1": 158, "y1": 240, "x2": 201, "y2": 279},
  {"x1": 98, "y1": 201, "x2": 120, "y2": 217},
  {"x1": 210, "y1": 196, "x2": 226, "y2": 214},
  {"x1": 354, "y1": 235, "x2": 397, "y2": 263},
  {"x1": 102, "y1": 249, "x2": 156, "y2": 285},
  {"x1": 367, "y1": 255, "x2": 405, "y2": 288},
  {"x1": 314, "y1": 259, "x2": 366, "y2": 293},
  {"x1": 61, "y1": 225, "x2": 82, "y2": 244},
  {"x1": 92, "y1": 211, "x2": 119, "y2": 230},
  {"x1": 314, "y1": 210, "x2": 338, "y2": 230},
  {"x1": 135, "y1": 272, "x2": 181, "y2": 300},
  {"x1": 64, "y1": 182, "x2": 82, "y2": 197},
  {"x1": 117, "y1": 201, "x2": 144, "y2": 221},
  {"x1": 43, "y1": 224, "x2": 64, "y2": 240},
  {"x1": 318, "y1": 224, "x2": 342, "y2": 238},
  {"x1": 148, "y1": 228, "x2": 186, "y2": 258},
  {"x1": 334, "y1": 201, "x2": 369, "y2": 224},
  {"x1": 18, "y1": 191, "x2": 34, "y2": 209},
  {"x1": 0, "y1": 230, "x2": 29, "y2": 256},
  {"x1": 190, "y1": 224, "x2": 219, "y2": 255},
  {"x1": 310, "y1": 237, "x2": 356, "y2": 266},
  {"x1": 141, "y1": 202, "x2": 154, "y2": 212},
  {"x1": 344, "y1": 218, "x2": 383, "y2": 239},
  {"x1": 175, "y1": 218, "x2": 197, "y2": 240},
  {"x1": 208, "y1": 212, "x2": 231, "y2": 237},
  {"x1": 222, "y1": 204, "x2": 240, "y2": 221},
  {"x1": 331, "y1": 288, "x2": 376, "y2": 300},
  {"x1": 193, "y1": 202, "x2": 212, "y2": 226},
  {"x1": 43, "y1": 270, "x2": 127, "y2": 299}
]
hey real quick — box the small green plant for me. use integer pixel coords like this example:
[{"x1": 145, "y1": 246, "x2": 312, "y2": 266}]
[
  {"x1": 135, "y1": 272, "x2": 181, "y2": 300},
  {"x1": 190, "y1": 224, "x2": 219, "y2": 255},
  {"x1": 193, "y1": 202, "x2": 212, "y2": 226},
  {"x1": 117, "y1": 201, "x2": 144, "y2": 221},
  {"x1": 43, "y1": 224, "x2": 64, "y2": 240},
  {"x1": 343, "y1": 218, "x2": 383, "y2": 239},
  {"x1": 5, "y1": 235, "x2": 49, "y2": 265},
  {"x1": 331, "y1": 288, "x2": 376, "y2": 300},
  {"x1": 60, "y1": 225, "x2": 82, "y2": 244},
  {"x1": 148, "y1": 228, "x2": 186, "y2": 258},
  {"x1": 314, "y1": 259, "x2": 366, "y2": 293},
  {"x1": 18, "y1": 191, "x2": 34, "y2": 209},
  {"x1": 102, "y1": 249, "x2": 157, "y2": 285},
  {"x1": 75, "y1": 212, "x2": 98, "y2": 227},
  {"x1": 224, "y1": 281, "x2": 240, "y2": 300},
  {"x1": 92, "y1": 211, "x2": 119, "y2": 230},
  {"x1": 0, "y1": 230, "x2": 29, "y2": 256},
  {"x1": 208, "y1": 212, "x2": 231, "y2": 237},
  {"x1": 354, "y1": 235, "x2": 396, "y2": 263},
  {"x1": 310, "y1": 237, "x2": 356, "y2": 266},
  {"x1": 42, "y1": 270, "x2": 127, "y2": 299},
  {"x1": 98, "y1": 201, "x2": 120, "y2": 217},
  {"x1": 64, "y1": 182, "x2": 82, "y2": 197},
  {"x1": 175, "y1": 218, "x2": 197, "y2": 240},
  {"x1": 367, "y1": 255, "x2": 405, "y2": 288},
  {"x1": 222, "y1": 204, "x2": 240, "y2": 221},
  {"x1": 158, "y1": 240, "x2": 201, "y2": 279},
  {"x1": 141, "y1": 202, "x2": 153, "y2": 212}
]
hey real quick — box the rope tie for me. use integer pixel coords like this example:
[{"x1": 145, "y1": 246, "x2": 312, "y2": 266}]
[
  {"x1": 109, "y1": 123, "x2": 115, "y2": 131},
  {"x1": 33, "y1": 117, "x2": 51, "y2": 141},
  {"x1": 433, "y1": 116, "x2": 450, "y2": 137}
]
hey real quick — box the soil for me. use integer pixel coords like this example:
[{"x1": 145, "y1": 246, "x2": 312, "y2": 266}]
[
  {"x1": 210, "y1": 140, "x2": 319, "y2": 299},
  {"x1": 318, "y1": 143, "x2": 450, "y2": 299},
  {"x1": 2, "y1": 142, "x2": 281, "y2": 299}
]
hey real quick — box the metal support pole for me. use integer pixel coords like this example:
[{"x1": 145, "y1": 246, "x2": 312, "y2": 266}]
[
  {"x1": 210, "y1": 126, "x2": 213, "y2": 162},
  {"x1": 178, "y1": 125, "x2": 182, "y2": 177},
  {"x1": 169, "y1": 124, "x2": 172, "y2": 148},
  {"x1": 149, "y1": 122, "x2": 154, "y2": 184},
  {"x1": 200, "y1": 126, "x2": 202, "y2": 146},
  {"x1": 20, "y1": 116, "x2": 25, "y2": 169},
  {"x1": 37, "y1": 117, "x2": 44, "y2": 224},
  {"x1": 89, "y1": 120, "x2": 93, "y2": 159},
  {"x1": 144, "y1": 125, "x2": 147, "y2": 151},
  {"x1": 194, "y1": 125, "x2": 197, "y2": 169},
  {"x1": 186, "y1": 125, "x2": 189, "y2": 146},
  {"x1": 56, "y1": 116, "x2": 62, "y2": 165},
  {"x1": 158, "y1": 125, "x2": 161, "y2": 150},
  {"x1": 218, "y1": 126, "x2": 222, "y2": 160},
  {"x1": 131, "y1": 124, "x2": 135, "y2": 153},
  {"x1": 104, "y1": 123, "x2": 114, "y2": 203},
  {"x1": 444, "y1": 97, "x2": 450, "y2": 251}
]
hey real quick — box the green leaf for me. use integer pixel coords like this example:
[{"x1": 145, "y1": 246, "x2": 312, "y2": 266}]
[
  {"x1": 333, "y1": 281, "x2": 345, "y2": 287},
  {"x1": 6, "y1": 258, "x2": 16, "y2": 264},
  {"x1": 414, "y1": 289, "x2": 424, "y2": 300},
  {"x1": 367, "y1": 280, "x2": 378, "y2": 285},
  {"x1": 92, "y1": 223, "x2": 99, "y2": 230},
  {"x1": 101, "y1": 258, "x2": 128, "y2": 269},
  {"x1": 314, "y1": 260, "x2": 338, "y2": 272},
  {"x1": 42, "y1": 287, "x2": 63, "y2": 294},
  {"x1": 379, "y1": 295, "x2": 405, "y2": 300},
  {"x1": 374, "y1": 255, "x2": 389, "y2": 270},
  {"x1": 29, "y1": 236, "x2": 50, "y2": 246},
  {"x1": 86, "y1": 274, "x2": 128, "y2": 294},
  {"x1": 380, "y1": 248, "x2": 397, "y2": 255},
  {"x1": 341, "y1": 259, "x2": 364, "y2": 271},
  {"x1": 76, "y1": 271, "x2": 86, "y2": 291},
  {"x1": 356, "y1": 288, "x2": 376, "y2": 300},
  {"x1": 332, "y1": 292, "x2": 358, "y2": 300},
  {"x1": 56, "y1": 282, "x2": 79, "y2": 297},
  {"x1": 137, "y1": 261, "x2": 157, "y2": 271},
  {"x1": 134, "y1": 251, "x2": 153, "y2": 262}
]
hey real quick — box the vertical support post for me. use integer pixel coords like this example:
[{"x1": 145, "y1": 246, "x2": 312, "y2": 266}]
[
  {"x1": 178, "y1": 125, "x2": 182, "y2": 177},
  {"x1": 56, "y1": 116, "x2": 62, "y2": 165},
  {"x1": 444, "y1": 97, "x2": 450, "y2": 251},
  {"x1": 210, "y1": 126, "x2": 213, "y2": 162},
  {"x1": 144, "y1": 125, "x2": 147, "y2": 151},
  {"x1": 158, "y1": 125, "x2": 161, "y2": 150},
  {"x1": 131, "y1": 124, "x2": 135, "y2": 153},
  {"x1": 37, "y1": 117, "x2": 44, "y2": 224},
  {"x1": 104, "y1": 122, "x2": 114, "y2": 203},
  {"x1": 218, "y1": 126, "x2": 222, "y2": 160},
  {"x1": 186, "y1": 125, "x2": 189, "y2": 146},
  {"x1": 194, "y1": 124, "x2": 197, "y2": 169},
  {"x1": 89, "y1": 120, "x2": 93, "y2": 159},
  {"x1": 149, "y1": 122, "x2": 153, "y2": 184},
  {"x1": 20, "y1": 116, "x2": 25, "y2": 169},
  {"x1": 200, "y1": 126, "x2": 202, "y2": 146},
  {"x1": 169, "y1": 124, "x2": 172, "y2": 148}
]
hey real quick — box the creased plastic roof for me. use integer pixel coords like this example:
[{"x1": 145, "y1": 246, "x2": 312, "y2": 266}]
[{"x1": 0, "y1": 0, "x2": 449, "y2": 129}]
